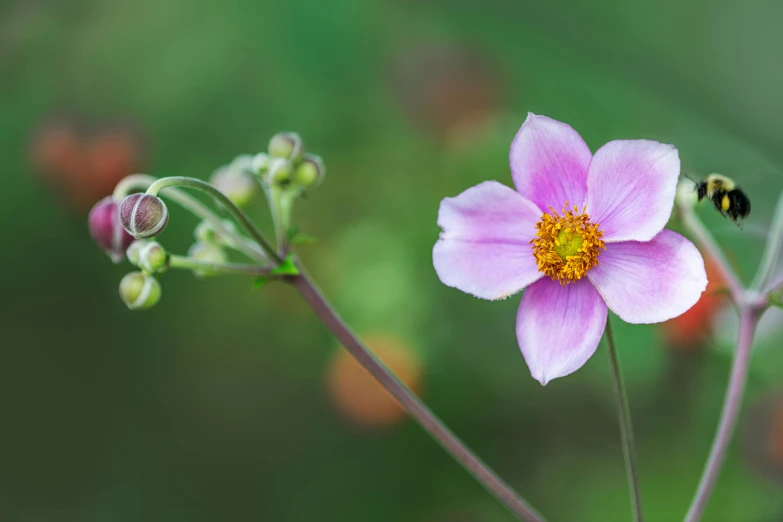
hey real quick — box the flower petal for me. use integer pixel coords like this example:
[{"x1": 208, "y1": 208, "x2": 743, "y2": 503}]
[
  {"x1": 433, "y1": 181, "x2": 543, "y2": 300},
  {"x1": 585, "y1": 140, "x2": 680, "y2": 242},
  {"x1": 510, "y1": 113, "x2": 592, "y2": 210},
  {"x1": 516, "y1": 278, "x2": 608, "y2": 385},
  {"x1": 587, "y1": 230, "x2": 707, "y2": 324}
]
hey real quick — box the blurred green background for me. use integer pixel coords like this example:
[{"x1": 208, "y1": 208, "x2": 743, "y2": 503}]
[{"x1": 2, "y1": 0, "x2": 783, "y2": 520}]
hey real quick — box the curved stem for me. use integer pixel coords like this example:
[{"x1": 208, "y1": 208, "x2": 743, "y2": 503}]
[
  {"x1": 114, "y1": 175, "x2": 266, "y2": 262},
  {"x1": 146, "y1": 177, "x2": 283, "y2": 265},
  {"x1": 290, "y1": 272, "x2": 546, "y2": 522},
  {"x1": 680, "y1": 205, "x2": 744, "y2": 303},
  {"x1": 169, "y1": 255, "x2": 272, "y2": 277},
  {"x1": 751, "y1": 191, "x2": 783, "y2": 292},
  {"x1": 605, "y1": 318, "x2": 644, "y2": 522},
  {"x1": 683, "y1": 310, "x2": 758, "y2": 522}
]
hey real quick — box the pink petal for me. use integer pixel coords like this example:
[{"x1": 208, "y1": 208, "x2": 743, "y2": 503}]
[
  {"x1": 509, "y1": 113, "x2": 592, "y2": 210},
  {"x1": 585, "y1": 140, "x2": 680, "y2": 242},
  {"x1": 516, "y1": 278, "x2": 608, "y2": 385},
  {"x1": 433, "y1": 181, "x2": 543, "y2": 300},
  {"x1": 587, "y1": 230, "x2": 707, "y2": 324}
]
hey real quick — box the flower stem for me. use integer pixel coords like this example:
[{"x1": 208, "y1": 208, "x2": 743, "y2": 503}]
[
  {"x1": 114, "y1": 174, "x2": 266, "y2": 262},
  {"x1": 605, "y1": 318, "x2": 643, "y2": 522},
  {"x1": 751, "y1": 190, "x2": 783, "y2": 292},
  {"x1": 168, "y1": 255, "x2": 272, "y2": 277},
  {"x1": 290, "y1": 272, "x2": 546, "y2": 522},
  {"x1": 679, "y1": 205, "x2": 744, "y2": 302},
  {"x1": 683, "y1": 310, "x2": 758, "y2": 522},
  {"x1": 146, "y1": 176, "x2": 283, "y2": 265}
]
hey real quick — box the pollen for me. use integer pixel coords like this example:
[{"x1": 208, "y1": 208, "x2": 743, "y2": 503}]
[{"x1": 531, "y1": 202, "x2": 606, "y2": 286}]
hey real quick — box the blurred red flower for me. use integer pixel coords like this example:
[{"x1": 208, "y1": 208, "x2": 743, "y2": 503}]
[
  {"x1": 388, "y1": 43, "x2": 500, "y2": 143},
  {"x1": 326, "y1": 333, "x2": 424, "y2": 428},
  {"x1": 30, "y1": 116, "x2": 146, "y2": 212},
  {"x1": 661, "y1": 254, "x2": 727, "y2": 349}
]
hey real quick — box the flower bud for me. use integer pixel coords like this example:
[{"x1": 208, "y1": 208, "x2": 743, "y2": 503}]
[
  {"x1": 119, "y1": 271, "x2": 161, "y2": 310},
  {"x1": 230, "y1": 154, "x2": 254, "y2": 174},
  {"x1": 210, "y1": 166, "x2": 256, "y2": 208},
  {"x1": 676, "y1": 179, "x2": 698, "y2": 209},
  {"x1": 88, "y1": 196, "x2": 134, "y2": 263},
  {"x1": 194, "y1": 219, "x2": 238, "y2": 245},
  {"x1": 251, "y1": 152, "x2": 270, "y2": 175},
  {"x1": 126, "y1": 239, "x2": 147, "y2": 265},
  {"x1": 268, "y1": 132, "x2": 304, "y2": 162},
  {"x1": 293, "y1": 154, "x2": 326, "y2": 188},
  {"x1": 138, "y1": 241, "x2": 168, "y2": 273},
  {"x1": 187, "y1": 242, "x2": 227, "y2": 277},
  {"x1": 119, "y1": 193, "x2": 169, "y2": 238},
  {"x1": 267, "y1": 157, "x2": 293, "y2": 185}
]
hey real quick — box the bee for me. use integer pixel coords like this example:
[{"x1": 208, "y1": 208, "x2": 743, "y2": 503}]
[{"x1": 684, "y1": 172, "x2": 751, "y2": 225}]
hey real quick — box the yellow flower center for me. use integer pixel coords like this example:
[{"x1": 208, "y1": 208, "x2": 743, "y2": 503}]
[{"x1": 531, "y1": 203, "x2": 606, "y2": 286}]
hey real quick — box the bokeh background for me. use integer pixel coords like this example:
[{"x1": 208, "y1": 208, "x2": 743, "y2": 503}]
[{"x1": 2, "y1": 0, "x2": 783, "y2": 520}]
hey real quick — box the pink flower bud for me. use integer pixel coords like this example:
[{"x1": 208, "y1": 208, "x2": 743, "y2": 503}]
[
  {"x1": 119, "y1": 193, "x2": 169, "y2": 238},
  {"x1": 88, "y1": 196, "x2": 134, "y2": 263}
]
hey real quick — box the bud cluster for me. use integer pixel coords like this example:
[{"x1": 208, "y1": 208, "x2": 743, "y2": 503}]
[{"x1": 252, "y1": 132, "x2": 325, "y2": 190}]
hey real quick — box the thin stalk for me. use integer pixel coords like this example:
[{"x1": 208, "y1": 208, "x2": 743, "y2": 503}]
[
  {"x1": 605, "y1": 318, "x2": 644, "y2": 522},
  {"x1": 114, "y1": 175, "x2": 265, "y2": 262},
  {"x1": 683, "y1": 310, "x2": 758, "y2": 522},
  {"x1": 168, "y1": 255, "x2": 272, "y2": 277},
  {"x1": 290, "y1": 272, "x2": 546, "y2": 522},
  {"x1": 751, "y1": 191, "x2": 783, "y2": 292},
  {"x1": 146, "y1": 176, "x2": 283, "y2": 265},
  {"x1": 679, "y1": 205, "x2": 744, "y2": 302}
]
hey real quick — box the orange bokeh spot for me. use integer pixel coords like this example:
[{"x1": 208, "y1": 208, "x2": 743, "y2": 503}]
[
  {"x1": 326, "y1": 333, "x2": 424, "y2": 428},
  {"x1": 769, "y1": 403, "x2": 783, "y2": 464},
  {"x1": 661, "y1": 255, "x2": 728, "y2": 350}
]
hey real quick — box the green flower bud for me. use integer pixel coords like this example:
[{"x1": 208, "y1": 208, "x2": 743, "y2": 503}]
[
  {"x1": 293, "y1": 153, "x2": 326, "y2": 188},
  {"x1": 267, "y1": 157, "x2": 293, "y2": 185},
  {"x1": 230, "y1": 154, "x2": 254, "y2": 174},
  {"x1": 187, "y1": 242, "x2": 227, "y2": 277},
  {"x1": 126, "y1": 239, "x2": 148, "y2": 266},
  {"x1": 268, "y1": 132, "x2": 304, "y2": 162},
  {"x1": 251, "y1": 152, "x2": 270, "y2": 175},
  {"x1": 138, "y1": 241, "x2": 168, "y2": 273},
  {"x1": 194, "y1": 219, "x2": 238, "y2": 245},
  {"x1": 119, "y1": 271, "x2": 161, "y2": 310},
  {"x1": 119, "y1": 193, "x2": 169, "y2": 239},
  {"x1": 210, "y1": 165, "x2": 257, "y2": 208}
]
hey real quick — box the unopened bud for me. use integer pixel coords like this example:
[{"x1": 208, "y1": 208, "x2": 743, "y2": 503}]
[
  {"x1": 119, "y1": 271, "x2": 161, "y2": 310},
  {"x1": 194, "y1": 219, "x2": 238, "y2": 245},
  {"x1": 251, "y1": 152, "x2": 270, "y2": 175},
  {"x1": 230, "y1": 154, "x2": 254, "y2": 174},
  {"x1": 138, "y1": 241, "x2": 168, "y2": 273},
  {"x1": 268, "y1": 132, "x2": 304, "y2": 162},
  {"x1": 676, "y1": 179, "x2": 698, "y2": 209},
  {"x1": 126, "y1": 239, "x2": 147, "y2": 266},
  {"x1": 119, "y1": 193, "x2": 169, "y2": 238},
  {"x1": 267, "y1": 157, "x2": 292, "y2": 185},
  {"x1": 88, "y1": 196, "x2": 134, "y2": 263},
  {"x1": 187, "y1": 242, "x2": 227, "y2": 277},
  {"x1": 210, "y1": 166, "x2": 256, "y2": 208},
  {"x1": 293, "y1": 154, "x2": 326, "y2": 188}
]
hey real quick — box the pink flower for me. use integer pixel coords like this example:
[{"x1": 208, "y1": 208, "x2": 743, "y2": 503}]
[{"x1": 433, "y1": 114, "x2": 708, "y2": 384}]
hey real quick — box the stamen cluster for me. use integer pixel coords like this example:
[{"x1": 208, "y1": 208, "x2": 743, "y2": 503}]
[{"x1": 531, "y1": 203, "x2": 605, "y2": 286}]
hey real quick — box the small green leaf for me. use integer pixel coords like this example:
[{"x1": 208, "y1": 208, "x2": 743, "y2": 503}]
[
  {"x1": 270, "y1": 256, "x2": 300, "y2": 276},
  {"x1": 252, "y1": 276, "x2": 270, "y2": 290},
  {"x1": 290, "y1": 233, "x2": 316, "y2": 246}
]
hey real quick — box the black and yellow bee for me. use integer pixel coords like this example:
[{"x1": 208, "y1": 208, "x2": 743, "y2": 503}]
[{"x1": 684, "y1": 172, "x2": 751, "y2": 225}]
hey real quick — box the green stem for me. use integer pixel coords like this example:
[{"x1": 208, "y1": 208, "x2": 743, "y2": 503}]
[
  {"x1": 113, "y1": 175, "x2": 265, "y2": 263},
  {"x1": 168, "y1": 255, "x2": 272, "y2": 277},
  {"x1": 751, "y1": 190, "x2": 783, "y2": 292},
  {"x1": 146, "y1": 177, "x2": 283, "y2": 265},
  {"x1": 605, "y1": 318, "x2": 644, "y2": 522}
]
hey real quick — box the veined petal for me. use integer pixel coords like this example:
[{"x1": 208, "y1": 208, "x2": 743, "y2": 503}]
[
  {"x1": 588, "y1": 230, "x2": 707, "y2": 324},
  {"x1": 433, "y1": 181, "x2": 543, "y2": 300},
  {"x1": 585, "y1": 140, "x2": 680, "y2": 242},
  {"x1": 510, "y1": 113, "x2": 592, "y2": 210},
  {"x1": 516, "y1": 278, "x2": 608, "y2": 385}
]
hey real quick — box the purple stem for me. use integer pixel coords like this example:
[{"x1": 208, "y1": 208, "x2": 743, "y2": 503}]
[
  {"x1": 683, "y1": 310, "x2": 758, "y2": 522},
  {"x1": 291, "y1": 273, "x2": 546, "y2": 522}
]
